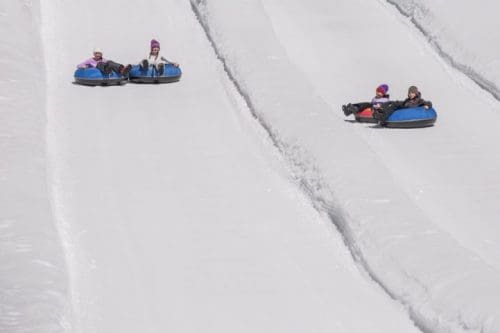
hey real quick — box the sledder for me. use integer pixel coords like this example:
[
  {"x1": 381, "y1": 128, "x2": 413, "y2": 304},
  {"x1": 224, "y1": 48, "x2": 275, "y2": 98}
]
[
  {"x1": 342, "y1": 84, "x2": 390, "y2": 123},
  {"x1": 74, "y1": 48, "x2": 132, "y2": 86},
  {"x1": 373, "y1": 85, "x2": 437, "y2": 128},
  {"x1": 128, "y1": 39, "x2": 182, "y2": 84}
]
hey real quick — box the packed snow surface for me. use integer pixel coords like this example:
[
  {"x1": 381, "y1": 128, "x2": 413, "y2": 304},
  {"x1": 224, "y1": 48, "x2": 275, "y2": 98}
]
[
  {"x1": 2, "y1": 0, "x2": 500, "y2": 332},
  {"x1": 0, "y1": 1, "x2": 71, "y2": 332},
  {"x1": 387, "y1": 0, "x2": 500, "y2": 100}
]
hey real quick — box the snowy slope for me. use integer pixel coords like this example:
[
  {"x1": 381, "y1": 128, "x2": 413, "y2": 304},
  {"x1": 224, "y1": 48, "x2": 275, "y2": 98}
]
[
  {"x1": 0, "y1": 1, "x2": 71, "y2": 332},
  {"x1": 387, "y1": 0, "x2": 500, "y2": 100},
  {"x1": 3, "y1": 0, "x2": 500, "y2": 332},
  {"x1": 32, "y1": 0, "x2": 420, "y2": 332},
  {"x1": 191, "y1": 0, "x2": 500, "y2": 332},
  {"x1": 257, "y1": 0, "x2": 500, "y2": 268}
]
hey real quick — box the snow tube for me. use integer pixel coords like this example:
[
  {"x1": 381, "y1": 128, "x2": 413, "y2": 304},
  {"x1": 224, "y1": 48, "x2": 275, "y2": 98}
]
[
  {"x1": 128, "y1": 64, "x2": 182, "y2": 83},
  {"x1": 74, "y1": 67, "x2": 127, "y2": 86},
  {"x1": 355, "y1": 107, "x2": 377, "y2": 123},
  {"x1": 385, "y1": 106, "x2": 437, "y2": 128}
]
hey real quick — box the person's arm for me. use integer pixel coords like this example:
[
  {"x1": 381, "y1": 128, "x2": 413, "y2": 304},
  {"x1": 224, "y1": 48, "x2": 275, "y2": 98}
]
[
  {"x1": 401, "y1": 98, "x2": 412, "y2": 108},
  {"x1": 161, "y1": 56, "x2": 179, "y2": 67},
  {"x1": 77, "y1": 58, "x2": 92, "y2": 68},
  {"x1": 417, "y1": 98, "x2": 432, "y2": 109}
]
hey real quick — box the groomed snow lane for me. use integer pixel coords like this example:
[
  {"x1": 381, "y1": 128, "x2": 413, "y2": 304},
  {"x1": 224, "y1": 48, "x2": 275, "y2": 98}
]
[
  {"x1": 36, "y1": 0, "x2": 420, "y2": 332},
  {"x1": 192, "y1": 0, "x2": 500, "y2": 332}
]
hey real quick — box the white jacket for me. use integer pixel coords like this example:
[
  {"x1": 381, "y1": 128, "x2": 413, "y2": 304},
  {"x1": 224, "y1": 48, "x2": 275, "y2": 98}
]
[{"x1": 146, "y1": 53, "x2": 170, "y2": 66}]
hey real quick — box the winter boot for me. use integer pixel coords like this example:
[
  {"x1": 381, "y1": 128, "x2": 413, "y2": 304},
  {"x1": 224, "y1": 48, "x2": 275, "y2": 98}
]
[
  {"x1": 343, "y1": 104, "x2": 358, "y2": 116},
  {"x1": 342, "y1": 104, "x2": 350, "y2": 116},
  {"x1": 121, "y1": 64, "x2": 132, "y2": 77},
  {"x1": 342, "y1": 104, "x2": 354, "y2": 116},
  {"x1": 156, "y1": 63, "x2": 165, "y2": 75}
]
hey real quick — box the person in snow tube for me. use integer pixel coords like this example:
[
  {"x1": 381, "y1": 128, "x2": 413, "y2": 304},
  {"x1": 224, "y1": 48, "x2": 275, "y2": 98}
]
[
  {"x1": 77, "y1": 48, "x2": 132, "y2": 77},
  {"x1": 373, "y1": 85, "x2": 433, "y2": 123},
  {"x1": 139, "y1": 39, "x2": 179, "y2": 74},
  {"x1": 342, "y1": 84, "x2": 390, "y2": 116}
]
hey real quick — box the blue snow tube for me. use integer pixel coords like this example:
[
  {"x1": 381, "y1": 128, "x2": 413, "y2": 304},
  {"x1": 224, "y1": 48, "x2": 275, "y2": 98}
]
[
  {"x1": 385, "y1": 106, "x2": 437, "y2": 128},
  {"x1": 74, "y1": 67, "x2": 127, "y2": 86},
  {"x1": 128, "y1": 64, "x2": 182, "y2": 83}
]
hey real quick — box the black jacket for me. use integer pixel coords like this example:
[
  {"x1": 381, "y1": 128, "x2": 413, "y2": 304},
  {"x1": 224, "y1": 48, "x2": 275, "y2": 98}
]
[{"x1": 402, "y1": 92, "x2": 432, "y2": 108}]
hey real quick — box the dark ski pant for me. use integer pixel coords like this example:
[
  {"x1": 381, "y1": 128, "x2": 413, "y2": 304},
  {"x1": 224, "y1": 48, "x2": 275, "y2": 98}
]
[
  {"x1": 96, "y1": 60, "x2": 123, "y2": 74},
  {"x1": 376, "y1": 101, "x2": 405, "y2": 121},
  {"x1": 349, "y1": 102, "x2": 372, "y2": 114}
]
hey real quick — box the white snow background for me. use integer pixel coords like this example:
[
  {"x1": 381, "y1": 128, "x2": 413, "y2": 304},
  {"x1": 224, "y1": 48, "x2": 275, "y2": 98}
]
[{"x1": 1, "y1": 0, "x2": 500, "y2": 332}]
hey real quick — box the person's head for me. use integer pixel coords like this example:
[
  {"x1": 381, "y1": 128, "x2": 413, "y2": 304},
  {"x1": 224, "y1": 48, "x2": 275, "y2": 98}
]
[
  {"x1": 150, "y1": 39, "x2": 160, "y2": 55},
  {"x1": 408, "y1": 85, "x2": 420, "y2": 99},
  {"x1": 376, "y1": 84, "x2": 389, "y2": 97},
  {"x1": 93, "y1": 47, "x2": 103, "y2": 60}
]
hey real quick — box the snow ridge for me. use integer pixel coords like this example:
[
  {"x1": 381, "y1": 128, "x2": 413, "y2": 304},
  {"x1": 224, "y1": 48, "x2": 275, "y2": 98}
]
[
  {"x1": 189, "y1": 1, "x2": 500, "y2": 332},
  {"x1": 189, "y1": 0, "x2": 281, "y2": 155},
  {"x1": 384, "y1": 0, "x2": 500, "y2": 102},
  {"x1": 189, "y1": 1, "x2": 424, "y2": 332},
  {"x1": 189, "y1": 0, "x2": 339, "y2": 241},
  {"x1": 0, "y1": 1, "x2": 72, "y2": 331}
]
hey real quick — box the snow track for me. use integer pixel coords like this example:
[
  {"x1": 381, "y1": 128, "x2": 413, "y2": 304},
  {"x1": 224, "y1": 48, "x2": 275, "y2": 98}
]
[
  {"x1": 32, "y1": 0, "x2": 421, "y2": 332},
  {"x1": 191, "y1": 0, "x2": 500, "y2": 332},
  {"x1": 0, "y1": 1, "x2": 72, "y2": 332},
  {"x1": 385, "y1": 0, "x2": 500, "y2": 102},
  {"x1": 3, "y1": 0, "x2": 500, "y2": 332}
]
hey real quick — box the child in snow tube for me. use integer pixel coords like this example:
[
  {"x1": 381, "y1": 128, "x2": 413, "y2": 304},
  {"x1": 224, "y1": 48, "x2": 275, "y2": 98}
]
[
  {"x1": 129, "y1": 39, "x2": 181, "y2": 83},
  {"x1": 74, "y1": 48, "x2": 132, "y2": 86},
  {"x1": 373, "y1": 86, "x2": 436, "y2": 127},
  {"x1": 342, "y1": 84, "x2": 390, "y2": 123}
]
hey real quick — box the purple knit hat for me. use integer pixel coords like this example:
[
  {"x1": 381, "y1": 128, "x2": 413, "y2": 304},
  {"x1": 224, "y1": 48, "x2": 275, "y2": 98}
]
[
  {"x1": 376, "y1": 84, "x2": 389, "y2": 95},
  {"x1": 150, "y1": 39, "x2": 160, "y2": 50}
]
